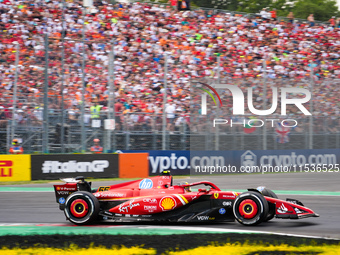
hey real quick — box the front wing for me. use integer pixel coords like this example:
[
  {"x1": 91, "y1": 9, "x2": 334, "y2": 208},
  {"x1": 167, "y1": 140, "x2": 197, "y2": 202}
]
[{"x1": 266, "y1": 197, "x2": 319, "y2": 219}]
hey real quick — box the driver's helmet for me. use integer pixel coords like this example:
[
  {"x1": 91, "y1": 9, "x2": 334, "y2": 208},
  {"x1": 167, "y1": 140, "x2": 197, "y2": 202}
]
[{"x1": 183, "y1": 182, "x2": 191, "y2": 192}]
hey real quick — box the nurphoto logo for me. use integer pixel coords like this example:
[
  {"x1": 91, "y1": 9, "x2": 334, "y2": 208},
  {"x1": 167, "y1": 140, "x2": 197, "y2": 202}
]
[{"x1": 198, "y1": 82, "x2": 312, "y2": 128}]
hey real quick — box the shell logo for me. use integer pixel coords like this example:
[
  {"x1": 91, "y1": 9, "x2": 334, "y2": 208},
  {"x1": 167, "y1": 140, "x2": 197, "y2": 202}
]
[{"x1": 160, "y1": 196, "x2": 177, "y2": 211}]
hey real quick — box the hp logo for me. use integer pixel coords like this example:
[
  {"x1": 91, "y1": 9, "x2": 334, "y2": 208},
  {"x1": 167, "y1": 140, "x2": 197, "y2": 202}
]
[{"x1": 139, "y1": 179, "x2": 153, "y2": 189}]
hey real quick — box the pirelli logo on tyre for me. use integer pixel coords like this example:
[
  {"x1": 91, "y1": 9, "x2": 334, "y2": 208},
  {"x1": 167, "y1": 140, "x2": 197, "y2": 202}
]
[{"x1": 0, "y1": 155, "x2": 31, "y2": 182}]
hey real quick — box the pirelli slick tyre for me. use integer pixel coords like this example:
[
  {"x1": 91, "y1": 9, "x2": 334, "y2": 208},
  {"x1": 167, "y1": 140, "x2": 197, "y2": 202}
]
[
  {"x1": 260, "y1": 188, "x2": 278, "y2": 222},
  {"x1": 64, "y1": 191, "x2": 100, "y2": 225},
  {"x1": 233, "y1": 191, "x2": 269, "y2": 226}
]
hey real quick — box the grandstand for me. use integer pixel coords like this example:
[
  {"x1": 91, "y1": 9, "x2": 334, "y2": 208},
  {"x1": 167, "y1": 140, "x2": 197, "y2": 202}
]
[{"x1": 0, "y1": 0, "x2": 339, "y2": 153}]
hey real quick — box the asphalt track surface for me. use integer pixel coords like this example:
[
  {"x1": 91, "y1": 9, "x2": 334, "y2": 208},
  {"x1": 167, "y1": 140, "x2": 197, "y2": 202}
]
[{"x1": 1, "y1": 172, "x2": 339, "y2": 239}]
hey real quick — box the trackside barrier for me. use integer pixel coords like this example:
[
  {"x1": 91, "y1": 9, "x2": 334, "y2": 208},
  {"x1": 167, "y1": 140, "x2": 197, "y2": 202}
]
[
  {"x1": 118, "y1": 153, "x2": 149, "y2": 178},
  {"x1": 30, "y1": 153, "x2": 149, "y2": 180},
  {"x1": 0, "y1": 155, "x2": 31, "y2": 182},
  {"x1": 31, "y1": 154, "x2": 119, "y2": 180},
  {"x1": 123, "y1": 149, "x2": 340, "y2": 176},
  {"x1": 122, "y1": 150, "x2": 191, "y2": 176},
  {"x1": 190, "y1": 149, "x2": 340, "y2": 175}
]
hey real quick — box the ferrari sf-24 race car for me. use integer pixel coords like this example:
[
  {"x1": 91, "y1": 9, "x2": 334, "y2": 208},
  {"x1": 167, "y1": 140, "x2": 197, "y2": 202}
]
[{"x1": 53, "y1": 172, "x2": 319, "y2": 226}]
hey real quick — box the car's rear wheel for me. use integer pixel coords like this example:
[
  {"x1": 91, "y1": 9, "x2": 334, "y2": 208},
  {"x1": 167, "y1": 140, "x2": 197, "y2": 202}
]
[
  {"x1": 233, "y1": 191, "x2": 269, "y2": 226},
  {"x1": 64, "y1": 191, "x2": 100, "y2": 225},
  {"x1": 258, "y1": 188, "x2": 278, "y2": 222}
]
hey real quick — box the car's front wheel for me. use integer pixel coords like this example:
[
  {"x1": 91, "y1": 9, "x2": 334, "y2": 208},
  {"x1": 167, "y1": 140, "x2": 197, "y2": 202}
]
[
  {"x1": 257, "y1": 187, "x2": 278, "y2": 222},
  {"x1": 233, "y1": 191, "x2": 269, "y2": 226},
  {"x1": 64, "y1": 191, "x2": 100, "y2": 225}
]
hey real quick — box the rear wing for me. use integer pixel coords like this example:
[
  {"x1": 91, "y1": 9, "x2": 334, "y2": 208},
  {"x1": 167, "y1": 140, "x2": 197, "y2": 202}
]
[{"x1": 53, "y1": 176, "x2": 92, "y2": 210}]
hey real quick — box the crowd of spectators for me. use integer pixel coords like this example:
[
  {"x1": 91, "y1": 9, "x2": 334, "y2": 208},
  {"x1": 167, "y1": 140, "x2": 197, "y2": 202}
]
[{"x1": 0, "y1": 0, "x2": 339, "y2": 135}]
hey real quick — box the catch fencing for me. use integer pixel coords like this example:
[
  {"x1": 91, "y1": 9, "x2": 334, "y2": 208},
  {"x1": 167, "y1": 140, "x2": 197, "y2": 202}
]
[
  {"x1": 0, "y1": 111, "x2": 339, "y2": 154},
  {"x1": 0, "y1": 37, "x2": 339, "y2": 154}
]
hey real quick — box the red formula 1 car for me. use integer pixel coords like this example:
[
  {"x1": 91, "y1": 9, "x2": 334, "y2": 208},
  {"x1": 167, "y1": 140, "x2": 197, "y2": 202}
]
[{"x1": 53, "y1": 172, "x2": 319, "y2": 226}]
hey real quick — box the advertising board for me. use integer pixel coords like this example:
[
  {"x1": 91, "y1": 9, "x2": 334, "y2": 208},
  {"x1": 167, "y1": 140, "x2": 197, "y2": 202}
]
[
  {"x1": 0, "y1": 155, "x2": 31, "y2": 182},
  {"x1": 31, "y1": 154, "x2": 119, "y2": 180}
]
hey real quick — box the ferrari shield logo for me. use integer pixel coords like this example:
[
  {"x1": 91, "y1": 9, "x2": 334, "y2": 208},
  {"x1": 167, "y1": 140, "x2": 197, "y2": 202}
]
[{"x1": 214, "y1": 193, "x2": 219, "y2": 199}]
